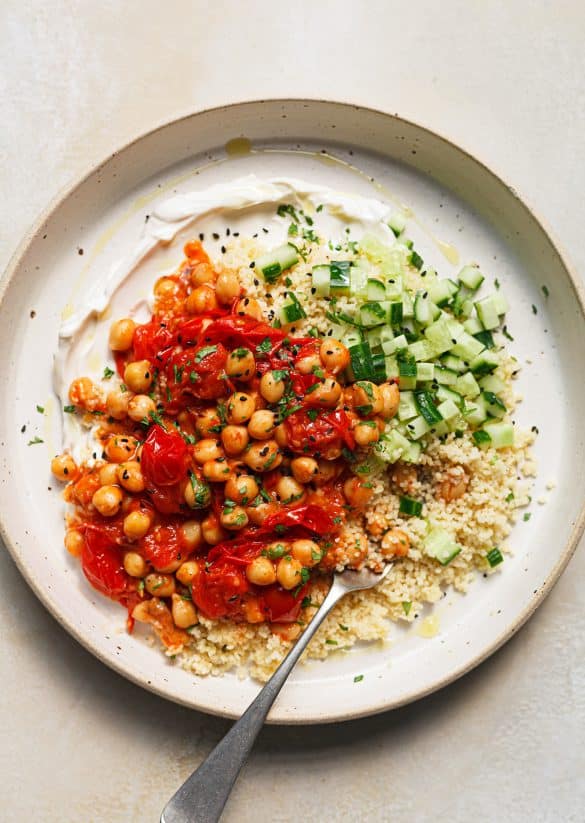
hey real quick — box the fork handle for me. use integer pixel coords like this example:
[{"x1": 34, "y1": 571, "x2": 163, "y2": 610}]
[{"x1": 160, "y1": 579, "x2": 344, "y2": 823}]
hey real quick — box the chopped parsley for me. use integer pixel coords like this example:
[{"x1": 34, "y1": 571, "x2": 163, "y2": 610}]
[
  {"x1": 63, "y1": 404, "x2": 76, "y2": 413},
  {"x1": 523, "y1": 512, "x2": 531, "y2": 522},
  {"x1": 402, "y1": 601, "x2": 412, "y2": 616},
  {"x1": 27, "y1": 436, "x2": 44, "y2": 445},
  {"x1": 353, "y1": 674, "x2": 364, "y2": 683},
  {"x1": 542, "y1": 285, "x2": 550, "y2": 298},
  {"x1": 256, "y1": 337, "x2": 272, "y2": 354},
  {"x1": 36, "y1": 405, "x2": 44, "y2": 413},
  {"x1": 195, "y1": 345, "x2": 218, "y2": 363},
  {"x1": 103, "y1": 366, "x2": 115, "y2": 379}
]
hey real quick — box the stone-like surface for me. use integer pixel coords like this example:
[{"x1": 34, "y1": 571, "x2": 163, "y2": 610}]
[{"x1": 0, "y1": 2, "x2": 583, "y2": 821}]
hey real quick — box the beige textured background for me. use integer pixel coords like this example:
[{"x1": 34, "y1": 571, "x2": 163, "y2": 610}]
[{"x1": 1, "y1": 1, "x2": 583, "y2": 821}]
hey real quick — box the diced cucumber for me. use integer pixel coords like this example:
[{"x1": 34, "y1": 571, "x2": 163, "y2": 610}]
[
  {"x1": 366, "y1": 328, "x2": 382, "y2": 349},
  {"x1": 431, "y1": 420, "x2": 451, "y2": 436},
  {"x1": 404, "y1": 415, "x2": 430, "y2": 440},
  {"x1": 376, "y1": 429, "x2": 410, "y2": 462},
  {"x1": 388, "y1": 301, "x2": 403, "y2": 325},
  {"x1": 474, "y1": 330, "x2": 495, "y2": 349},
  {"x1": 429, "y1": 279, "x2": 458, "y2": 308},
  {"x1": 402, "y1": 291, "x2": 414, "y2": 318},
  {"x1": 385, "y1": 275, "x2": 403, "y2": 299},
  {"x1": 479, "y1": 374, "x2": 506, "y2": 394},
  {"x1": 472, "y1": 430, "x2": 492, "y2": 449},
  {"x1": 483, "y1": 421, "x2": 514, "y2": 448},
  {"x1": 450, "y1": 332, "x2": 485, "y2": 360},
  {"x1": 342, "y1": 329, "x2": 363, "y2": 349},
  {"x1": 458, "y1": 265, "x2": 484, "y2": 291},
  {"x1": 414, "y1": 291, "x2": 433, "y2": 325},
  {"x1": 367, "y1": 278, "x2": 386, "y2": 300},
  {"x1": 414, "y1": 390, "x2": 443, "y2": 424},
  {"x1": 397, "y1": 350, "x2": 417, "y2": 378},
  {"x1": 424, "y1": 527, "x2": 462, "y2": 565},
  {"x1": 409, "y1": 250, "x2": 424, "y2": 270},
  {"x1": 255, "y1": 243, "x2": 299, "y2": 283},
  {"x1": 454, "y1": 371, "x2": 481, "y2": 398},
  {"x1": 399, "y1": 376, "x2": 417, "y2": 390},
  {"x1": 475, "y1": 295, "x2": 500, "y2": 330},
  {"x1": 463, "y1": 317, "x2": 483, "y2": 335},
  {"x1": 482, "y1": 390, "x2": 507, "y2": 418},
  {"x1": 437, "y1": 398, "x2": 460, "y2": 420},
  {"x1": 492, "y1": 291, "x2": 509, "y2": 315},
  {"x1": 470, "y1": 350, "x2": 499, "y2": 375},
  {"x1": 416, "y1": 363, "x2": 435, "y2": 382},
  {"x1": 372, "y1": 352, "x2": 387, "y2": 383},
  {"x1": 350, "y1": 265, "x2": 369, "y2": 298},
  {"x1": 409, "y1": 339, "x2": 434, "y2": 361},
  {"x1": 360, "y1": 301, "x2": 389, "y2": 327},
  {"x1": 361, "y1": 234, "x2": 405, "y2": 277},
  {"x1": 434, "y1": 366, "x2": 458, "y2": 386},
  {"x1": 279, "y1": 293, "x2": 307, "y2": 324},
  {"x1": 388, "y1": 211, "x2": 407, "y2": 237},
  {"x1": 424, "y1": 317, "x2": 460, "y2": 356},
  {"x1": 398, "y1": 391, "x2": 418, "y2": 421},
  {"x1": 347, "y1": 342, "x2": 374, "y2": 381},
  {"x1": 328, "y1": 323, "x2": 348, "y2": 341},
  {"x1": 312, "y1": 265, "x2": 331, "y2": 297},
  {"x1": 402, "y1": 440, "x2": 422, "y2": 463},
  {"x1": 384, "y1": 356, "x2": 399, "y2": 378},
  {"x1": 330, "y1": 260, "x2": 352, "y2": 296},
  {"x1": 382, "y1": 334, "x2": 408, "y2": 355},
  {"x1": 436, "y1": 385, "x2": 463, "y2": 407},
  {"x1": 464, "y1": 395, "x2": 488, "y2": 426},
  {"x1": 441, "y1": 354, "x2": 467, "y2": 373}
]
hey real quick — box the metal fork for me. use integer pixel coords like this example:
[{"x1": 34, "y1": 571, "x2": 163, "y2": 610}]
[{"x1": 160, "y1": 564, "x2": 392, "y2": 823}]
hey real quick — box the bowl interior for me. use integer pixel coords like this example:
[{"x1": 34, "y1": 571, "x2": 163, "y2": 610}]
[{"x1": 1, "y1": 100, "x2": 583, "y2": 723}]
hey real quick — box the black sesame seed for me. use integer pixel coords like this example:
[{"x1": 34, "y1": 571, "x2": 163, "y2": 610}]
[{"x1": 212, "y1": 232, "x2": 220, "y2": 240}]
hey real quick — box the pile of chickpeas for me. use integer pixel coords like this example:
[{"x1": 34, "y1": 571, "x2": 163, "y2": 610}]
[{"x1": 52, "y1": 252, "x2": 401, "y2": 632}]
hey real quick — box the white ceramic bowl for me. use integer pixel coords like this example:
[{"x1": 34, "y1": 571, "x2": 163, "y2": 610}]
[{"x1": 1, "y1": 99, "x2": 584, "y2": 723}]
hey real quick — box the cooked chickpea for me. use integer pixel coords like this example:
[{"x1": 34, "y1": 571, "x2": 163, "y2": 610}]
[
  {"x1": 306, "y1": 378, "x2": 342, "y2": 409},
  {"x1": 259, "y1": 371, "x2": 286, "y2": 403},
  {"x1": 145, "y1": 573, "x2": 176, "y2": 597},
  {"x1": 123, "y1": 360, "x2": 153, "y2": 394},
  {"x1": 379, "y1": 381, "x2": 400, "y2": 420},
  {"x1": 106, "y1": 388, "x2": 131, "y2": 420},
  {"x1": 108, "y1": 318, "x2": 136, "y2": 351},
  {"x1": 51, "y1": 453, "x2": 78, "y2": 482},
  {"x1": 97, "y1": 463, "x2": 117, "y2": 486},
  {"x1": 224, "y1": 474, "x2": 258, "y2": 505},
  {"x1": 202, "y1": 458, "x2": 232, "y2": 482},
  {"x1": 235, "y1": 296, "x2": 263, "y2": 320},
  {"x1": 179, "y1": 520, "x2": 203, "y2": 552},
  {"x1": 227, "y1": 392, "x2": 255, "y2": 424},
  {"x1": 296, "y1": 353, "x2": 321, "y2": 375},
  {"x1": 104, "y1": 434, "x2": 139, "y2": 463},
  {"x1": 244, "y1": 440, "x2": 281, "y2": 472},
  {"x1": 68, "y1": 377, "x2": 103, "y2": 411},
  {"x1": 64, "y1": 529, "x2": 84, "y2": 557},
  {"x1": 186, "y1": 284, "x2": 219, "y2": 315},
  {"x1": 154, "y1": 277, "x2": 179, "y2": 298},
  {"x1": 92, "y1": 484, "x2": 123, "y2": 517},
  {"x1": 313, "y1": 459, "x2": 341, "y2": 487},
  {"x1": 123, "y1": 510, "x2": 152, "y2": 541},
  {"x1": 193, "y1": 438, "x2": 223, "y2": 464},
  {"x1": 274, "y1": 423, "x2": 289, "y2": 448},
  {"x1": 190, "y1": 262, "x2": 216, "y2": 286},
  {"x1": 123, "y1": 551, "x2": 148, "y2": 577},
  {"x1": 291, "y1": 539, "x2": 321, "y2": 567},
  {"x1": 353, "y1": 421, "x2": 380, "y2": 447},
  {"x1": 290, "y1": 456, "x2": 318, "y2": 484},
  {"x1": 276, "y1": 556, "x2": 303, "y2": 590},
  {"x1": 225, "y1": 347, "x2": 255, "y2": 381},
  {"x1": 116, "y1": 461, "x2": 145, "y2": 493},
  {"x1": 246, "y1": 500, "x2": 279, "y2": 526},
  {"x1": 319, "y1": 339, "x2": 350, "y2": 374},
  {"x1": 195, "y1": 407, "x2": 221, "y2": 437},
  {"x1": 343, "y1": 476, "x2": 374, "y2": 508},
  {"x1": 350, "y1": 381, "x2": 383, "y2": 416},
  {"x1": 176, "y1": 559, "x2": 201, "y2": 585},
  {"x1": 127, "y1": 394, "x2": 156, "y2": 423},
  {"x1": 271, "y1": 622, "x2": 302, "y2": 642},
  {"x1": 246, "y1": 556, "x2": 277, "y2": 586},
  {"x1": 201, "y1": 513, "x2": 227, "y2": 545},
  {"x1": 215, "y1": 270, "x2": 241, "y2": 305},
  {"x1": 220, "y1": 425, "x2": 249, "y2": 456},
  {"x1": 247, "y1": 409, "x2": 275, "y2": 441},
  {"x1": 183, "y1": 475, "x2": 212, "y2": 508},
  {"x1": 220, "y1": 504, "x2": 249, "y2": 531},
  {"x1": 381, "y1": 528, "x2": 410, "y2": 558},
  {"x1": 275, "y1": 475, "x2": 306, "y2": 504},
  {"x1": 171, "y1": 593, "x2": 198, "y2": 628}
]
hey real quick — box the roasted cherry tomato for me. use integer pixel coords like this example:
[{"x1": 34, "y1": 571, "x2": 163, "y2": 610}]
[{"x1": 141, "y1": 425, "x2": 189, "y2": 487}]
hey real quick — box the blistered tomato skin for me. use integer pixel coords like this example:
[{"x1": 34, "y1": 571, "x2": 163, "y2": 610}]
[{"x1": 141, "y1": 425, "x2": 189, "y2": 487}]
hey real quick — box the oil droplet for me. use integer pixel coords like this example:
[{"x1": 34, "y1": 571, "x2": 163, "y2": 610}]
[
  {"x1": 436, "y1": 239, "x2": 460, "y2": 266},
  {"x1": 417, "y1": 614, "x2": 440, "y2": 638},
  {"x1": 225, "y1": 137, "x2": 252, "y2": 157},
  {"x1": 61, "y1": 303, "x2": 75, "y2": 320}
]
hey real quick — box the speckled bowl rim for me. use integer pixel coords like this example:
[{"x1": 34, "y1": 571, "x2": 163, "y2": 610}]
[{"x1": 1, "y1": 98, "x2": 584, "y2": 724}]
